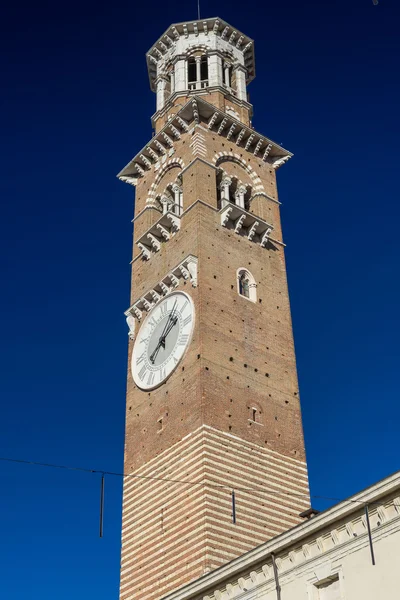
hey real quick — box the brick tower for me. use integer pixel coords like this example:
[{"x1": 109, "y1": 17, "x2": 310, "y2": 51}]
[{"x1": 118, "y1": 17, "x2": 310, "y2": 600}]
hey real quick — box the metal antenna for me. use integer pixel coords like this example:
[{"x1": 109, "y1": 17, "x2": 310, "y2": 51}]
[{"x1": 197, "y1": 0, "x2": 201, "y2": 20}]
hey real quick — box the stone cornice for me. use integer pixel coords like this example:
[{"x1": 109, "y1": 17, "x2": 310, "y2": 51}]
[
  {"x1": 146, "y1": 17, "x2": 255, "y2": 92},
  {"x1": 125, "y1": 254, "x2": 198, "y2": 323},
  {"x1": 160, "y1": 471, "x2": 400, "y2": 600},
  {"x1": 117, "y1": 97, "x2": 292, "y2": 186}
]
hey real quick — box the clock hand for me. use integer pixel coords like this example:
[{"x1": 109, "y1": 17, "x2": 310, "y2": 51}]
[
  {"x1": 159, "y1": 299, "x2": 177, "y2": 347},
  {"x1": 161, "y1": 313, "x2": 178, "y2": 342},
  {"x1": 149, "y1": 300, "x2": 178, "y2": 364}
]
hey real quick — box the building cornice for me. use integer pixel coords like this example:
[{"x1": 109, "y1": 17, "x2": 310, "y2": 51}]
[
  {"x1": 117, "y1": 97, "x2": 292, "y2": 186},
  {"x1": 160, "y1": 471, "x2": 400, "y2": 600}
]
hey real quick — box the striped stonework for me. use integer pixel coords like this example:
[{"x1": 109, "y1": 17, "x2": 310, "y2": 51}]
[{"x1": 120, "y1": 425, "x2": 309, "y2": 600}]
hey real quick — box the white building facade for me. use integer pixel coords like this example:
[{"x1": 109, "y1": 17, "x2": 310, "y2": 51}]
[{"x1": 160, "y1": 472, "x2": 400, "y2": 600}]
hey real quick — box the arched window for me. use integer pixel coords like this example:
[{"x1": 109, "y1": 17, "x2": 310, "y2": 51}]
[
  {"x1": 187, "y1": 54, "x2": 208, "y2": 90},
  {"x1": 237, "y1": 269, "x2": 257, "y2": 302}
]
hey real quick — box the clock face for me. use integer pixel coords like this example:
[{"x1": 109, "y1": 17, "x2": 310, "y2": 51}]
[{"x1": 131, "y1": 291, "x2": 195, "y2": 390}]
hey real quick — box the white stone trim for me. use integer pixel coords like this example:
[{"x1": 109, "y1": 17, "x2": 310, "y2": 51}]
[
  {"x1": 124, "y1": 254, "x2": 198, "y2": 322},
  {"x1": 118, "y1": 97, "x2": 292, "y2": 185}
]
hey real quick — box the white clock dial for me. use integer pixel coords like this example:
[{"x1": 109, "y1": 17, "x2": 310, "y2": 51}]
[{"x1": 131, "y1": 291, "x2": 195, "y2": 390}]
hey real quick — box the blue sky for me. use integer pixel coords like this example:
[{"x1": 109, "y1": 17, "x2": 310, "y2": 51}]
[{"x1": 1, "y1": 0, "x2": 399, "y2": 598}]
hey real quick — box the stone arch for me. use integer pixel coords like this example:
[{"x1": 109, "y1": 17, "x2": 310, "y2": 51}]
[
  {"x1": 185, "y1": 44, "x2": 209, "y2": 58},
  {"x1": 213, "y1": 152, "x2": 264, "y2": 193},
  {"x1": 148, "y1": 158, "x2": 185, "y2": 204}
]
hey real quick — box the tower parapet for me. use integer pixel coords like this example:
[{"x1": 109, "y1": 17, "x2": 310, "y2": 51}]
[{"x1": 147, "y1": 18, "x2": 255, "y2": 131}]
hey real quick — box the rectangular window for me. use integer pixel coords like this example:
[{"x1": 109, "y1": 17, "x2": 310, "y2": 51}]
[
  {"x1": 316, "y1": 577, "x2": 341, "y2": 600},
  {"x1": 188, "y1": 59, "x2": 196, "y2": 83}
]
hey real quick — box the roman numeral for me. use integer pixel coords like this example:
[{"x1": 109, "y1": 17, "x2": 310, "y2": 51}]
[
  {"x1": 182, "y1": 315, "x2": 192, "y2": 327},
  {"x1": 136, "y1": 352, "x2": 146, "y2": 365},
  {"x1": 160, "y1": 367, "x2": 166, "y2": 381},
  {"x1": 140, "y1": 336, "x2": 150, "y2": 345},
  {"x1": 160, "y1": 302, "x2": 168, "y2": 317},
  {"x1": 178, "y1": 334, "x2": 189, "y2": 345},
  {"x1": 148, "y1": 316, "x2": 157, "y2": 329},
  {"x1": 180, "y1": 299, "x2": 189, "y2": 314},
  {"x1": 138, "y1": 365, "x2": 147, "y2": 381},
  {"x1": 147, "y1": 371, "x2": 155, "y2": 386}
]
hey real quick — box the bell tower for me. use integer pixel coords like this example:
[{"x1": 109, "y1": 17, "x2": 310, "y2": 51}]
[{"x1": 118, "y1": 17, "x2": 310, "y2": 600}]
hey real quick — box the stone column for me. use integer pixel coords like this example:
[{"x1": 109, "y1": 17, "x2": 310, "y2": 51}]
[
  {"x1": 220, "y1": 176, "x2": 232, "y2": 207},
  {"x1": 174, "y1": 58, "x2": 186, "y2": 92},
  {"x1": 235, "y1": 184, "x2": 247, "y2": 209},
  {"x1": 224, "y1": 63, "x2": 230, "y2": 87},
  {"x1": 172, "y1": 183, "x2": 183, "y2": 215},
  {"x1": 207, "y1": 53, "x2": 221, "y2": 87},
  {"x1": 156, "y1": 76, "x2": 167, "y2": 111},
  {"x1": 170, "y1": 71, "x2": 175, "y2": 94},
  {"x1": 195, "y1": 56, "x2": 202, "y2": 89},
  {"x1": 161, "y1": 195, "x2": 171, "y2": 215},
  {"x1": 234, "y1": 65, "x2": 247, "y2": 101}
]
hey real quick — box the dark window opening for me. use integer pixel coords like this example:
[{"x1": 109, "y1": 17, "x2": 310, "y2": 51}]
[
  {"x1": 188, "y1": 58, "x2": 196, "y2": 83},
  {"x1": 201, "y1": 56, "x2": 208, "y2": 81},
  {"x1": 239, "y1": 275, "x2": 250, "y2": 298}
]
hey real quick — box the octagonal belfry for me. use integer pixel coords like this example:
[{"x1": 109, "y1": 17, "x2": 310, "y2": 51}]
[{"x1": 147, "y1": 17, "x2": 255, "y2": 132}]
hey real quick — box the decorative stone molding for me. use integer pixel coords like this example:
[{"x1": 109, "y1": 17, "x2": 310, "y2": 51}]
[
  {"x1": 136, "y1": 210, "x2": 181, "y2": 260},
  {"x1": 117, "y1": 97, "x2": 291, "y2": 185},
  {"x1": 221, "y1": 206, "x2": 233, "y2": 227},
  {"x1": 236, "y1": 128, "x2": 246, "y2": 145},
  {"x1": 208, "y1": 112, "x2": 219, "y2": 129},
  {"x1": 126, "y1": 315, "x2": 136, "y2": 340},
  {"x1": 260, "y1": 228, "x2": 272, "y2": 248},
  {"x1": 220, "y1": 202, "x2": 274, "y2": 247},
  {"x1": 124, "y1": 255, "x2": 198, "y2": 322},
  {"x1": 214, "y1": 152, "x2": 264, "y2": 194},
  {"x1": 263, "y1": 143, "x2": 272, "y2": 160},
  {"x1": 272, "y1": 155, "x2": 291, "y2": 169},
  {"x1": 147, "y1": 232, "x2": 161, "y2": 252},
  {"x1": 227, "y1": 123, "x2": 236, "y2": 140},
  {"x1": 245, "y1": 133, "x2": 255, "y2": 150},
  {"x1": 162, "y1": 132, "x2": 174, "y2": 147},
  {"x1": 190, "y1": 130, "x2": 207, "y2": 157},
  {"x1": 137, "y1": 242, "x2": 151, "y2": 260},
  {"x1": 247, "y1": 220, "x2": 259, "y2": 241},
  {"x1": 217, "y1": 117, "x2": 228, "y2": 134},
  {"x1": 253, "y1": 138, "x2": 263, "y2": 156},
  {"x1": 234, "y1": 214, "x2": 246, "y2": 233},
  {"x1": 156, "y1": 223, "x2": 171, "y2": 240}
]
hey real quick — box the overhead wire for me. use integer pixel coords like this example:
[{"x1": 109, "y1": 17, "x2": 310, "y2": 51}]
[{"x1": 0, "y1": 455, "x2": 393, "y2": 507}]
